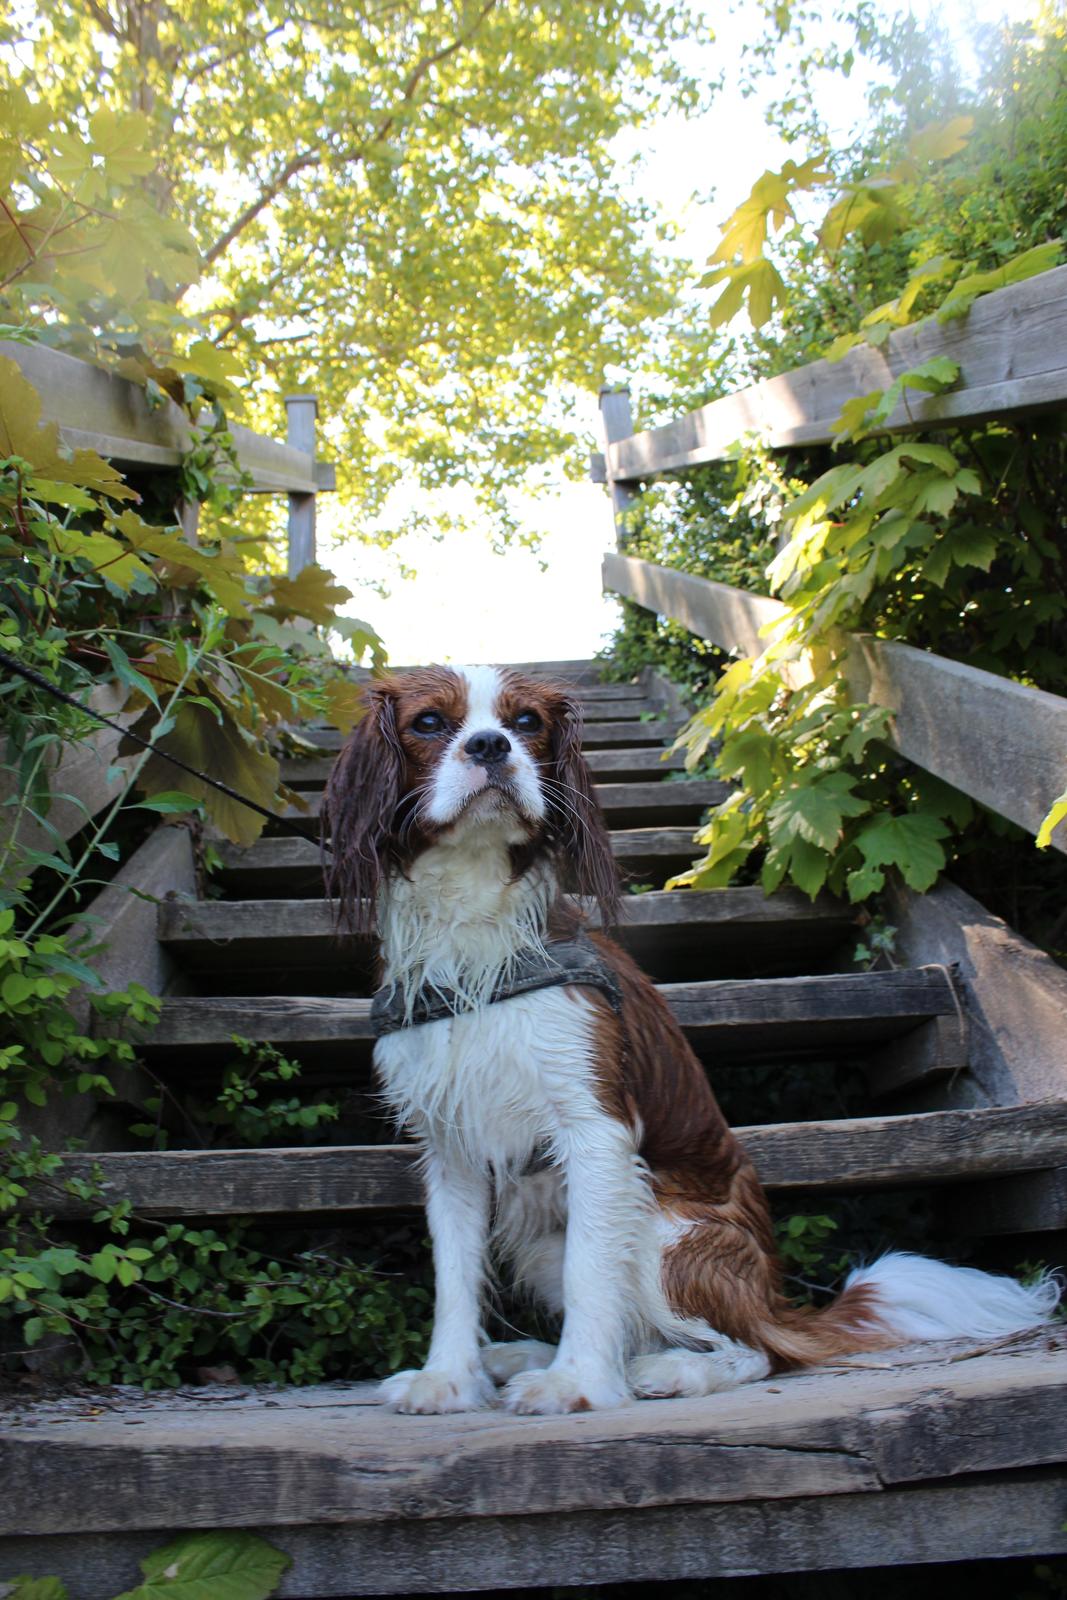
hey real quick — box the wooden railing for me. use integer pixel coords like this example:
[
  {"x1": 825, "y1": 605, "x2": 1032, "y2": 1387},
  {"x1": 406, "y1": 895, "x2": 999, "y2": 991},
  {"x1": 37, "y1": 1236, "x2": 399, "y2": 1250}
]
[
  {"x1": 1, "y1": 340, "x2": 335, "y2": 576},
  {"x1": 596, "y1": 265, "x2": 1067, "y2": 855},
  {"x1": 2, "y1": 340, "x2": 337, "y2": 850}
]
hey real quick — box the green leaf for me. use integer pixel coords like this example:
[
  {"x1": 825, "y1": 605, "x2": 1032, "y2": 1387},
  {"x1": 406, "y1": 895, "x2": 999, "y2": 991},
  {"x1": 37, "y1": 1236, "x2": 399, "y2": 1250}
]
[
  {"x1": 853, "y1": 812, "x2": 950, "y2": 892},
  {"x1": 944, "y1": 523, "x2": 998, "y2": 572},
  {"x1": 768, "y1": 775, "x2": 867, "y2": 851},
  {"x1": 788, "y1": 836, "x2": 830, "y2": 899},
  {"x1": 113, "y1": 1529, "x2": 291, "y2": 1600},
  {"x1": 907, "y1": 116, "x2": 974, "y2": 165},
  {"x1": 101, "y1": 637, "x2": 161, "y2": 711},
  {"x1": 130, "y1": 792, "x2": 202, "y2": 815},
  {"x1": 0, "y1": 1577, "x2": 69, "y2": 1599},
  {"x1": 938, "y1": 242, "x2": 1063, "y2": 321},
  {"x1": 1036, "y1": 788, "x2": 1067, "y2": 850}
]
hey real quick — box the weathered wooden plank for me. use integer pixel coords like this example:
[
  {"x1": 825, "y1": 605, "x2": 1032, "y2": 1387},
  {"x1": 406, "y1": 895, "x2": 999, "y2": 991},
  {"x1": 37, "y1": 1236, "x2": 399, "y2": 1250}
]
[
  {"x1": 17, "y1": 826, "x2": 195, "y2": 1154},
  {"x1": 135, "y1": 969, "x2": 957, "y2": 1061},
  {"x1": 863, "y1": 1013, "x2": 970, "y2": 1100},
  {"x1": 300, "y1": 716, "x2": 686, "y2": 751},
  {"x1": 158, "y1": 886, "x2": 854, "y2": 985},
  {"x1": 604, "y1": 554, "x2": 1067, "y2": 852},
  {"x1": 843, "y1": 634, "x2": 1067, "y2": 852},
  {"x1": 212, "y1": 829, "x2": 702, "y2": 897},
  {"x1": 2, "y1": 340, "x2": 332, "y2": 495},
  {"x1": 280, "y1": 746, "x2": 690, "y2": 788},
  {"x1": 1, "y1": 1340, "x2": 1064, "y2": 1540},
  {"x1": 887, "y1": 879, "x2": 1067, "y2": 1107},
  {"x1": 603, "y1": 552, "x2": 785, "y2": 659},
  {"x1": 606, "y1": 263, "x2": 1067, "y2": 480},
  {"x1": 7, "y1": 1470, "x2": 1065, "y2": 1598},
  {"x1": 35, "y1": 1105, "x2": 1067, "y2": 1218},
  {"x1": 287, "y1": 779, "x2": 729, "y2": 836},
  {"x1": 0, "y1": 681, "x2": 140, "y2": 855},
  {"x1": 942, "y1": 1167, "x2": 1067, "y2": 1235}
]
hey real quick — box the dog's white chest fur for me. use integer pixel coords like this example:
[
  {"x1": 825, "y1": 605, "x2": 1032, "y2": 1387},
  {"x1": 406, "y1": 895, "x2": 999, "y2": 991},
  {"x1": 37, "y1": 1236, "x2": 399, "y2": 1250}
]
[{"x1": 373, "y1": 819, "x2": 602, "y2": 1169}]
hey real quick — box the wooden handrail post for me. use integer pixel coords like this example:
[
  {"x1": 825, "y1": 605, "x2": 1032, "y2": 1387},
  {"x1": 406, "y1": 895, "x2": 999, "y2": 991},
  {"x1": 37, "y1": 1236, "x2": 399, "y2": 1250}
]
[
  {"x1": 285, "y1": 393, "x2": 318, "y2": 576},
  {"x1": 598, "y1": 384, "x2": 637, "y2": 548}
]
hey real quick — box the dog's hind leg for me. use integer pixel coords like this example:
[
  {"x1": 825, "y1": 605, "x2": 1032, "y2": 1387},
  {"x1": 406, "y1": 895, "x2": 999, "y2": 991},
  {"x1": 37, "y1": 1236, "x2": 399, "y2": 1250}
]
[
  {"x1": 628, "y1": 1341, "x2": 771, "y2": 1398},
  {"x1": 482, "y1": 1340, "x2": 557, "y2": 1383}
]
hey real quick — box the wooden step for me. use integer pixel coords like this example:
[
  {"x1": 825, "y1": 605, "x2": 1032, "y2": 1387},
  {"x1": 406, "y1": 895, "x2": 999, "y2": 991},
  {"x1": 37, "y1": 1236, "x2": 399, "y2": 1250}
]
[
  {"x1": 940, "y1": 1166, "x2": 1067, "y2": 1236},
  {"x1": 213, "y1": 829, "x2": 702, "y2": 897},
  {"x1": 297, "y1": 717, "x2": 687, "y2": 752},
  {"x1": 135, "y1": 969, "x2": 960, "y2": 1067},
  {"x1": 284, "y1": 779, "x2": 728, "y2": 836},
  {"x1": 158, "y1": 887, "x2": 856, "y2": 985},
  {"x1": 35, "y1": 1105, "x2": 1067, "y2": 1218},
  {"x1": 2, "y1": 1337, "x2": 1065, "y2": 1600},
  {"x1": 280, "y1": 745, "x2": 691, "y2": 789}
]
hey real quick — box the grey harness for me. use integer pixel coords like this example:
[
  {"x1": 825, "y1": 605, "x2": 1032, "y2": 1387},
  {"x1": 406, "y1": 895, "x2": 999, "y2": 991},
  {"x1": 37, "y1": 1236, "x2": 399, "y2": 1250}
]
[{"x1": 370, "y1": 933, "x2": 624, "y2": 1038}]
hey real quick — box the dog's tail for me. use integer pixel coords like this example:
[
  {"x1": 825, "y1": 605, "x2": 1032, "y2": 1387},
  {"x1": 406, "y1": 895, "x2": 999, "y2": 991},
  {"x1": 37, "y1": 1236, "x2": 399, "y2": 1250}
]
[{"x1": 749, "y1": 1252, "x2": 1060, "y2": 1368}]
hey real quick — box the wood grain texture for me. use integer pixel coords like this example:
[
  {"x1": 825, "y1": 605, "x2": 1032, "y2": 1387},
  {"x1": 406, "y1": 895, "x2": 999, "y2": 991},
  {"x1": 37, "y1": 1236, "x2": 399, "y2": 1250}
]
[
  {"x1": 941, "y1": 1166, "x2": 1067, "y2": 1235},
  {"x1": 607, "y1": 263, "x2": 1067, "y2": 479},
  {"x1": 887, "y1": 879, "x2": 1067, "y2": 1106},
  {"x1": 0, "y1": 681, "x2": 140, "y2": 853},
  {"x1": 212, "y1": 829, "x2": 704, "y2": 897},
  {"x1": 137, "y1": 968, "x2": 957, "y2": 1056},
  {"x1": 158, "y1": 886, "x2": 854, "y2": 986},
  {"x1": 603, "y1": 552, "x2": 785, "y2": 659},
  {"x1": 34, "y1": 1105, "x2": 1067, "y2": 1218},
  {"x1": 297, "y1": 716, "x2": 687, "y2": 752},
  {"x1": 288, "y1": 778, "x2": 729, "y2": 835},
  {"x1": 604, "y1": 554, "x2": 1067, "y2": 851},
  {"x1": 280, "y1": 747, "x2": 691, "y2": 789},
  {"x1": 1, "y1": 1338, "x2": 1064, "y2": 1538},
  {"x1": 1, "y1": 340, "x2": 330, "y2": 494},
  {"x1": 6, "y1": 1471, "x2": 1066, "y2": 1598}
]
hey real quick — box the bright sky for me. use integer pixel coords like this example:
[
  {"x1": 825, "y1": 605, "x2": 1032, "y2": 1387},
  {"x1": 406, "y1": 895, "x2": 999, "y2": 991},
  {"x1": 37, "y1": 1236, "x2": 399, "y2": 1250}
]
[{"x1": 323, "y1": 0, "x2": 1025, "y2": 670}]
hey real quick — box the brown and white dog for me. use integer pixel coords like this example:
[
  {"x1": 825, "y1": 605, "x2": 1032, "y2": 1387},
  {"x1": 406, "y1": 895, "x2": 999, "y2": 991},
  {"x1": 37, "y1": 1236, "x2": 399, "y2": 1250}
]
[{"x1": 323, "y1": 664, "x2": 1058, "y2": 1416}]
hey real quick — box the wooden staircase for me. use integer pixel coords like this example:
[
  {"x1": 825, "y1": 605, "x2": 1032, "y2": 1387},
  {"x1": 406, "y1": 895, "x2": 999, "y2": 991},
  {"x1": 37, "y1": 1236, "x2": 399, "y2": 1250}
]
[{"x1": 3, "y1": 658, "x2": 1067, "y2": 1596}]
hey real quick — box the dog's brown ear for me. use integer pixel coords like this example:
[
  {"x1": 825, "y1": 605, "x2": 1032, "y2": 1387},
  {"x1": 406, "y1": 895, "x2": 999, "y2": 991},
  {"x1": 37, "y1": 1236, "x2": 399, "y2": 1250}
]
[
  {"x1": 321, "y1": 683, "x2": 403, "y2": 931},
  {"x1": 548, "y1": 696, "x2": 620, "y2": 929}
]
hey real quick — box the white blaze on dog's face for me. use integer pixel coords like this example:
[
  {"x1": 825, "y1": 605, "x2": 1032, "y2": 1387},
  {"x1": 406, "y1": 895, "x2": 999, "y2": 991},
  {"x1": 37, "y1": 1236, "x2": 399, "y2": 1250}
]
[
  {"x1": 322, "y1": 661, "x2": 619, "y2": 935},
  {"x1": 422, "y1": 665, "x2": 547, "y2": 828}
]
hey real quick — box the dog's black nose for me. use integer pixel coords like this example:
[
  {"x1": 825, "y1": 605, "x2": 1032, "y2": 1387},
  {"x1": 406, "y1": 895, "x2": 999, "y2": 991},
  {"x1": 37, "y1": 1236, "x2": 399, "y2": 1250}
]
[{"x1": 464, "y1": 729, "x2": 511, "y2": 765}]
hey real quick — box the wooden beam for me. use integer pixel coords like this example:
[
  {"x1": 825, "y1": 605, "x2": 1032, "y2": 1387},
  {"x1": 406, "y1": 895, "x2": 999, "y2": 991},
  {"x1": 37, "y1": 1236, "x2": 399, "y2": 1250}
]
[
  {"x1": 289, "y1": 779, "x2": 730, "y2": 835},
  {"x1": 1, "y1": 1340, "x2": 1065, "y2": 1539},
  {"x1": 887, "y1": 879, "x2": 1067, "y2": 1107},
  {"x1": 1, "y1": 340, "x2": 334, "y2": 496},
  {"x1": 159, "y1": 885, "x2": 854, "y2": 985},
  {"x1": 135, "y1": 969, "x2": 956, "y2": 1065},
  {"x1": 604, "y1": 552, "x2": 785, "y2": 659},
  {"x1": 942, "y1": 1167, "x2": 1067, "y2": 1235},
  {"x1": 0, "y1": 681, "x2": 140, "y2": 855},
  {"x1": 7, "y1": 1470, "x2": 1065, "y2": 1595},
  {"x1": 35, "y1": 1104, "x2": 1067, "y2": 1218},
  {"x1": 16, "y1": 826, "x2": 195, "y2": 1153},
  {"x1": 842, "y1": 634, "x2": 1067, "y2": 850},
  {"x1": 211, "y1": 829, "x2": 725, "y2": 898},
  {"x1": 608, "y1": 264, "x2": 1067, "y2": 481},
  {"x1": 604, "y1": 553, "x2": 1067, "y2": 852},
  {"x1": 281, "y1": 746, "x2": 689, "y2": 788}
]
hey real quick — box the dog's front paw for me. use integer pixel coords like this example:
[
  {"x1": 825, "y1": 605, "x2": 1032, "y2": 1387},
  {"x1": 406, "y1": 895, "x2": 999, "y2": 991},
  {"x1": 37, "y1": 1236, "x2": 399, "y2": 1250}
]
[
  {"x1": 379, "y1": 1366, "x2": 495, "y2": 1414},
  {"x1": 502, "y1": 1365, "x2": 629, "y2": 1415}
]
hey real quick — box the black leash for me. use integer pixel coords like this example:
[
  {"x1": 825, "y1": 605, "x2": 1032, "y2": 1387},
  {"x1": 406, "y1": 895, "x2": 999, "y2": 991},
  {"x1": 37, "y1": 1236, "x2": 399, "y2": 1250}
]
[{"x1": 0, "y1": 646, "x2": 333, "y2": 851}]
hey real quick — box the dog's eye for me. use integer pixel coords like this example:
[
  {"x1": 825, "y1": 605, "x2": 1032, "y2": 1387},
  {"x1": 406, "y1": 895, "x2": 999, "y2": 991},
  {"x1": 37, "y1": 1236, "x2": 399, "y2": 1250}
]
[
  {"x1": 411, "y1": 711, "x2": 447, "y2": 735},
  {"x1": 513, "y1": 710, "x2": 542, "y2": 734}
]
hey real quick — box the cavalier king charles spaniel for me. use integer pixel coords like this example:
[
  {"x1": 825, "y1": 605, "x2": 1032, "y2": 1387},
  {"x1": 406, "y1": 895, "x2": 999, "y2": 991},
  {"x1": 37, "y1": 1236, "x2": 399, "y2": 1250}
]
[{"x1": 323, "y1": 665, "x2": 1057, "y2": 1416}]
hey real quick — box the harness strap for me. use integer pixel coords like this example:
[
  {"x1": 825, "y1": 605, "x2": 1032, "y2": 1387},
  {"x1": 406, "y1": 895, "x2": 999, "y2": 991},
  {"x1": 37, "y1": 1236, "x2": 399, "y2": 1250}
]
[{"x1": 371, "y1": 933, "x2": 624, "y2": 1038}]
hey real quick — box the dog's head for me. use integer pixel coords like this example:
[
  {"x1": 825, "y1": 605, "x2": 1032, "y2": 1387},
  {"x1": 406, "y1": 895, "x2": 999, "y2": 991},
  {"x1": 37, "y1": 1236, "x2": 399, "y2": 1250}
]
[{"x1": 322, "y1": 665, "x2": 618, "y2": 930}]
